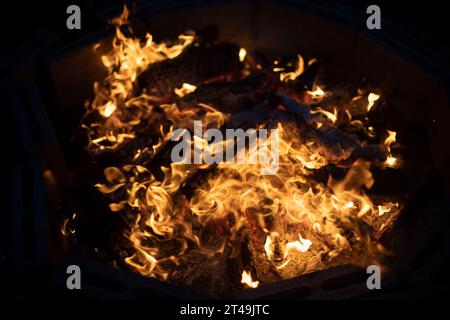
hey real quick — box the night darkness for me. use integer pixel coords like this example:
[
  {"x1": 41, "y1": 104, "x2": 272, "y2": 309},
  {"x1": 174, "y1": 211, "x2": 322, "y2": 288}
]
[{"x1": 3, "y1": 1, "x2": 449, "y2": 54}]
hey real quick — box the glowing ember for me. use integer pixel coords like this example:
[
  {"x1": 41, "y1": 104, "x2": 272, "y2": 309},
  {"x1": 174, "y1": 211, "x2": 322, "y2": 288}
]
[{"x1": 174, "y1": 83, "x2": 197, "y2": 97}]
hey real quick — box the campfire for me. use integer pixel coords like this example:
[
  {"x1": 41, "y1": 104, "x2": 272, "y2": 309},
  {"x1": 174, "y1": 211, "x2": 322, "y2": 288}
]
[{"x1": 65, "y1": 6, "x2": 404, "y2": 297}]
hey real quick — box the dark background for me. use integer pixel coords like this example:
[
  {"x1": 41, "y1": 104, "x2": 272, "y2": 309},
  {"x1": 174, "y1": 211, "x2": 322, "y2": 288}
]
[{"x1": 1, "y1": 0, "x2": 450, "y2": 59}]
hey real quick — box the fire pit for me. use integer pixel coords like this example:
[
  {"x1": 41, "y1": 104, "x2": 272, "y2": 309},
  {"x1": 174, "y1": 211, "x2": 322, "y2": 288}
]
[{"x1": 7, "y1": 0, "x2": 450, "y2": 300}]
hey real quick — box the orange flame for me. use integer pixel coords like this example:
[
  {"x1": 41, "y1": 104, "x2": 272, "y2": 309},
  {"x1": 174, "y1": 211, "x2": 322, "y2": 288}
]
[{"x1": 83, "y1": 6, "x2": 404, "y2": 289}]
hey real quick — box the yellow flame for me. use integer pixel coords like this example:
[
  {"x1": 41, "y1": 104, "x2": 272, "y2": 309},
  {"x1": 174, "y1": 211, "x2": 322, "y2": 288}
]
[
  {"x1": 280, "y1": 54, "x2": 304, "y2": 82},
  {"x1": 99, "y1": 101, "x2": 117, "y2": 118},
  {"x1": 378, "y1": 202, "x2": 399, "y2": 216},
  {"x1": 307, "y1": 85, "x2": 325, "y2": 99},
  {"x1": 241, "y1": 270, "x2": 259, "y2": 288},
  {"x1": 286, "y1": 234, "x2": 312, "y2": 254},
  {"x1": 239, "y1": 48, "x2": 247, "y2": 62},
  {"x1": 311, "y1": 107, "x2": 337, "y2": 123},
  {"x1": 84, "y1": 5, "x2": 195, "y2": 152},
  {"x1": 384, "y1": 130, "x2": 398, "y2": 167},
  {"x1": 367, "y1": 92, "x2": 380, "y2": 112}
]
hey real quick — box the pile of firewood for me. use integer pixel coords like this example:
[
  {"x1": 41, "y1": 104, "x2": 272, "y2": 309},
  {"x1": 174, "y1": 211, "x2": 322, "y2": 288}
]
[{"x1": 73, "y1": 25, "x2": 403, "y2": 298}]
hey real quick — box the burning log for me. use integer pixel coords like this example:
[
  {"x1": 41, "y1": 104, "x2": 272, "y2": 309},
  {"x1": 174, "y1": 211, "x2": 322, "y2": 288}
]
[
  {"x1": 179, "y1": 75, "x2": 273, "y2": 114},
  {"x1": 138, "y1": 42, "x2": 243, "y2": 97},
  {"x1": 69, "y1": 6, "x2": 407, "y2": 298}
]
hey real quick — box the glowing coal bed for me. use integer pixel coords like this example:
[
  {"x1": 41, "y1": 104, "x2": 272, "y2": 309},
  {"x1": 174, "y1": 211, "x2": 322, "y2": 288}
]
[{"x1": 61, "y1": 6, "x2": 406, "y2": 297}]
